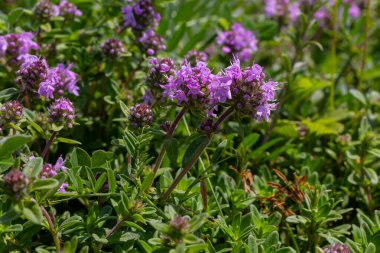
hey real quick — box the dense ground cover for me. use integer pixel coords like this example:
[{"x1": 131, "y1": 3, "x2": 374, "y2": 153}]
[{"x1": 0, "y1": 0, "x2": 379, "y2": 252}]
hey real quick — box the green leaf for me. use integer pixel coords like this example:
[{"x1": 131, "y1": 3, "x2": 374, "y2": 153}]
[
  {"x1": 350, "y1": 89, "x2": 367, "y2": 105},
  {"x1": 23, "y1": 201, "x2": 43, "y2": 225},
  {"x1": 107, "y1": 167, "x2": 117, "y2": 193},
  {"x1": 182, "y1": 135, "x2": 210, "y2": 168},
  {"x1": 238, "y1": 133, "x2": 260, "y2": 149},
  {"x1": 71, "y1": 148, "x2": 92, "y2": 167},
  {"x1": 0, "y1": 88, "x2": 18, "y2": 101},
  {"x1": 30, "y1": 179, "x2": 59, "y2": 192},
  {"x1": 275, "y1": 247, "x2": 297, "y2": 253},
  {"x1": 94, "y1": 173, "x2": 107, "y2": 193},
  {"x1": 23, "y1": 157, "x2": 43, "y2": 178},
  {"x1": 138, "y1": 239, "x2": 152, "y2": 253},
  {"x1": 0, "y1": 135, "x2": 32, "y2": 158},
  {"x1": 165, "y1": 138, "x2": 179, "y2": 164},
  {"x1": 7, "y1": 8, "x2": 30, "y2": 25},
  {"x1": 364, "y1": 243, "x2": 376, "y2": 253},
  {"x1": 119, "y1": 100, "x2": 129, "y2": 117},
  {"x1": 91, "y1": 150, "x2": 114, "y2": 168},
  {"x1": 56, "y1": 137, "x2": 82, "y2": 145},
  {"x1": 211, "y1": 139, "x2": 228, "y2": 164}
]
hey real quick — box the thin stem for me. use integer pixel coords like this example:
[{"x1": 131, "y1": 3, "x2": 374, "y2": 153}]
[
  {"x1": 330, "y1": 1, "x2": 337, "y2": 111},
  {"x1": 358, "y1": 0, "x2": 371, "y2": 90},
  {"x1": 159, "y1": 107, "x2": 234, "y2": 202},
  {"x1": 151, "y1": 107, "x2": 188, "y2": 175},
  {"x1": 41, "y1": 206, "x2": 60, "y2": 252},
  {"x1": 286, "y1": 223, "x2": 300, "y2": 253},
  {"x1": 41, "y1": 132, "x2": 57, "y2": 159},
  {"x1": 106, "y1": 217, "x2": 125, "y2": 239}
]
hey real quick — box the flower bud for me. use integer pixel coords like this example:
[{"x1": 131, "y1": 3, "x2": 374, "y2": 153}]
[
  {"x1": 128, "y1": 103, "x2": 153, "y2": 127},
  {"x1": 3, "y1": 170, "x2": 29, "y2": 197},
  {"x1": 0, "y1": 100, "x2": 23, "y2": 128},
  {"x1": 101, "y1": 38, "x2": 126, "y2": 59},
  {"x1": 34, "y1": 0, "x2": 59, "y2": 23},
  {"x1": 48, "y1": 98, "x2": 75, "y2": 129}
]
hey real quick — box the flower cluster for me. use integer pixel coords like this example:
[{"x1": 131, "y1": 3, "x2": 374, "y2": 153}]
[
  {"x1": 138, "y1": 29, "x2": 166, "y2": 56},
  {"x1": 101, "y1": 38, "x2": 126, "y2": 59},
  {"x1": 183, "y1": 50, "x2": 208, "y2": 67},
  {"x1": 121, "y1": 0, "x2": 160, "y2": 32},
  {"x1": 216, "y1": 23, "x2": 257, "y2": 62},
  {"x1": 34, "y1": 0, "x2": 60, "y2": 23},
  {"x1": 0, "y1": 100, "x2": 23, "y2": 129},
  {"x1": 324, "y1": 243, "x2": 351, "y2": 253},
  {"x1": 16, "y1": 56, "x2": 49, "y2": 92},
  {"x1": 59, "y1": 0, "x2": 82, "y2": 19},
  {"x1": 48, "y1": 98, "x2": 75, "y2": 129},
  {"x1": 314, "y1": 0, "x2": 362, "y2": 26},
  {"x1": 2, "y1": 170, "x2": 29, "y2": 197},
  {"x1": 0, "y1": 32, "x2": 39, "y2": 64},
  {"x1": 38, "y1": 64, "x2": 79, "y2": 99},
  {"x1": 128, "y1": 103, "x2": 153, "y2": 127},
  {"x1": 40, "y1": 156, "x2": 66, "y2": 179},
  {"x1": 264, "y1": 0, "x2": 301, "y2": 22}
]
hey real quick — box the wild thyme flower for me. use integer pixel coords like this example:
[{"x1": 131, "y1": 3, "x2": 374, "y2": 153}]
[
  {"x1": 101, "y1": 38, "x2": 126, "y2": 59},
  {"x1": 220, "y1": 58, "x2": 278, "y2": 121},
  {"x1": 16, "y1": 55, "x2": 49, "y2": 93},
  {"x1": 3, "y1": 170, "x2": 29, "y2": 197},
  {"x1": 0, "y1": 33, "x2": 39, "y2": 64},
  {"x1": 183, "y1": 50, "x2": 208, "y2": 67},
  {"x1": 59, "y1": 183, "x2": 68, "y2": 193},
  {"x1": 48, "y1": 98, "x2": 75, "y2": 129},
  {"x1": 38, "y1": 64, "x2": 79, "y2": 99},
  {"x1": 34, "y1": 0, "x2": 59, "y2": 23},
  {"x1": 167, "y1": 215, "x2": 189, "y2": 241},
  {"x1": 147, "y1": 57, "x2": 176, "y2": 88},
  {"x1": 216, "y1": 23, "x2": 257, "y2": 62},
  {"x1": 138, "y1": 29, "x2": 166, "y2": 56},
  {"x1": 315, "y1": 0, "x2": 362, "y2": 26},
  {"x1": 121, "y1": 0, "x2": 160, "y2": 32},
  {"x1": 59, "y1": 0, "x2": 82, "y2": 19},
  {"x1": 0, "y1": 100, "x2": 23, "y2": 129},
  {"x1": 40, "y1": 156, "x2": 66, "y2": 179},
  {"x1": 128, "y1": 103, "x2": 153, "y2": 127},
  {"x1": 324, "y1": 243, "x2": 351, "y2": 253}
]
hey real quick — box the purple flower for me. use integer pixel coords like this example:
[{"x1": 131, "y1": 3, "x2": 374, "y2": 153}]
[
  {"x1": 147, "y1": 57, "x2": 176, "y2": 87},
  {"x1": 38, "y1": 64, "x2": 79, "y2": 99},
  {"x1": 59, "y1": 183, "x2": 68, "y2": 193},
  {"x1": 34, "y1": 0, "x2": 59, "y2": 23},
  {"x1": 59, "y1": 0, "x2": 82, "y2": 19},
  {"x1": 183, "y1": 50, "x2": 208, "y2": 67},
  {"x1": 0, "y1": 100, "x2": 23, "y2": 129},
  {"x1": 121, "y1": 0, "x2": 160, "y2": 32},
  {"x1": 48, "y1": 98, "x2": 75, "y2": 129},
  {"x1": 129, "y1": 103, "x2": 153, "y2": 127},
  {"x1": 0, "y1": 33, "x2": 39, "y2": 64},
  {"x1": 101, "y1": 38, "x2": 126, "y2": 59},
  {"x1": 3, "y1": 170, "x2": 29, "y2": 197},
  {"x1": 216, "y1": 23, "x2": 257, "y2": 62},
  {"x1": 324, "y1": 243, "x2": 351, "y2": 253},
  {"x1": 219, "y1": 59, "x2": 278, "y2": 122},
  {"x1": 265, "y1": 0, "x2": 304, "y2": 22},
  {"x1": 138, "y1": 29, "x2": 166, "y2": 55},
  {"x1": 348, "y1": 3, "x2": 361, "y2": 18},
  {"x1": 16, "y1": 56, "x2": 49, "y2": 92},
  {"x1": 40, "y1": 156, "x2": 66, "y2": 178}
]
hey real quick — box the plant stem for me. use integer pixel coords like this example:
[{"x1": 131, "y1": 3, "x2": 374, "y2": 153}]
[
  {"x1": 41, "y1": 132, "x2": 57, "y2": 160},
  {"x1": 286, "y1": 223, "x2": 300, "y2": 253},
  {"x1": 330, "y1": 1, "x2": 337, "y2": 111},
  {"x1": 358, "y1": 0, "x2": 371, "y2": 90},
  {"x1": 105, "y1": 217, "x2": 125, "y2": 239},
  {"x1": 41, "y1": 206, "x2": 60, "y2": 252},
  {"x1": 151, "y1": 107, "x2": 188, "y2": 176},
  {"x1": 159, "y1": 107, "x2": 234, "y2": 202}
]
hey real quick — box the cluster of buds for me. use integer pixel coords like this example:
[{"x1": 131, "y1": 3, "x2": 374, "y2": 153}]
[
  {"x1": 101, "y1": 38, "x2": 126, "y2": 59},
  {"x1": 34, "y1": 0, "x2": 59, "y2": 23},
  {"x1": 0, "y1": 32, "x2": 39, "y2": 65},
  {"x1": 0, "y1": 100, "x2": 23, "y2": 130},
  {"x1": 48, "y1": 98, "x2": 75, "y2": 129},
  {"x1": 138, "y1": 29, "x2": 166, "y2": 56},
  {"x1": 264, "y1": 0, "x2": 301, "y2": 22},
  {"x1": 166, "y1": 215, "x2": 189, "y2": 242},
  {"x1": 128, "y1": 103, "x2": 153, "y2": 127},
  {"x1": 16, "y1": 56, "x2": 49, "y2": 93},
  {"x1": 324, "y1": 243, "x2": 351, "y2": 253},
  {"x1": 183, "y1": 50, "x2": 208, "y2": 67},
  {"x1": 2, "y1": 170, "x2": 29, "y2": 198},
  {"x1": 58, "y1": 0, "x2": 82, "y2": 19},
  {"x1": 121, "y1": 0, "x2": 160, "y2": 32},
  {"x1": 216, "y1": 23, "x2": 257, "y2": 62}
]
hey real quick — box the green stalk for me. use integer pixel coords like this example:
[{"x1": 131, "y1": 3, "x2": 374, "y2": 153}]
[
  {"x1": 330, "y1": 1, "x2": 338, "y2": 111},
  {"x1": 358, "y1": 0, "x2": 371, "y2": 90}
]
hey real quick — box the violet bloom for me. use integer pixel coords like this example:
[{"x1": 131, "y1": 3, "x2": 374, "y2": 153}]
[
  {"x1": 101, "y1": 38, "x2": 126, "y2": 59},
  {"x1": 59, "y1": 0, "x2": 82, "y2": 19},
  {"x1": 3, "y1": 170, "x2": 29, "y2": 197},
  {"x1": 146, "y1": 57, "x2": 176, "y2": 88},
  {"x1": 34, "y1": 0, "x2": 59, "y2": 23},
  {"x1": 121, "y1": 0, "x2": 160, "y2": 32},
  {"x1": 138, "y1": 29, "x2": 166, "y2": 55},
  {"x1": 16, "y1": 55, "x2": 49, "y2": 92},
  {"x1": 0, "y1": 100, "x2": 23, "y2": 130},
  {"x1": 324, "y1": 243, "x2": 351, "y2": 253},
  {"x1": 0, "y1": 33, "x2": 39, "y2": 64},
  {"x1": 38, "y1": 64, "x2": 80, "y2": 99},
  {"x1": 216, "y1": 23, "x2": 257, "y2": 62},
  {"x1": 219, "y1": 58, "x2": 278, "y2": 122},
  {"x1": 183, "y1": 50, "x2": 208, "y2": 67},
  {"x1": 48, "y1": 98, "x2": 75, "y2": 129},
  {"x1": 265, "y1": 0, "x2": 302, "y2": 22},
  {"x1": 128, "y1": 103, "x2": 153, "y2": 127},
  {"x1": 40, "y1": 156, "x2": 66, "y2": 178},
  {"x1": 59, "y1": 183, "x2": 69, "y2": 193}
]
